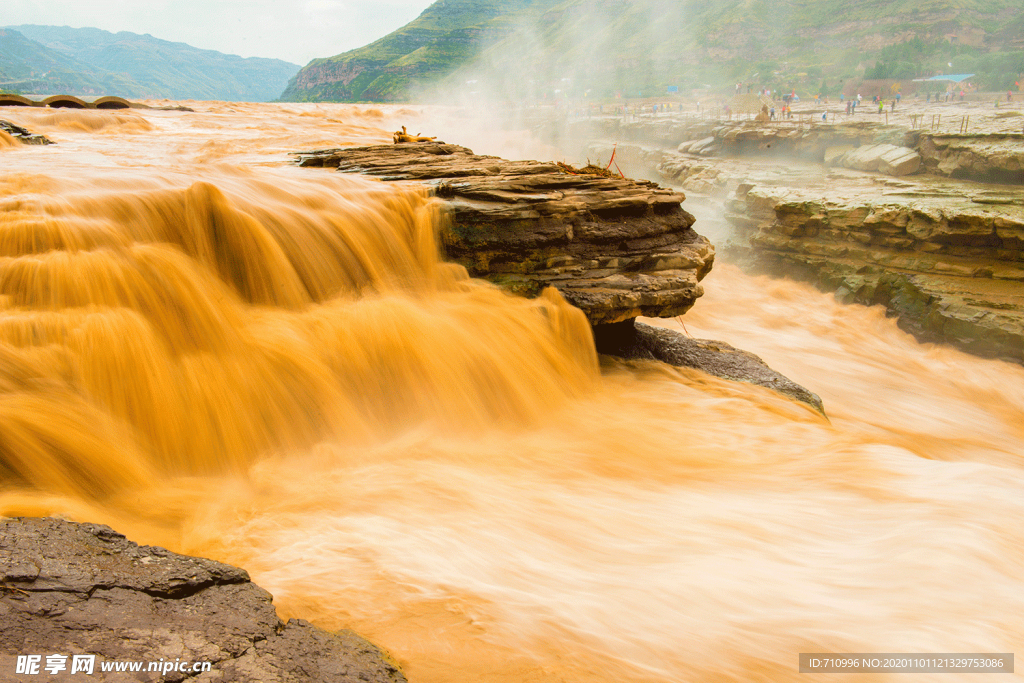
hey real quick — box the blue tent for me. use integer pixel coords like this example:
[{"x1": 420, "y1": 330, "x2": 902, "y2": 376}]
[{"x1": 912, "y1": 74, "x2": 975, "y2": 83}]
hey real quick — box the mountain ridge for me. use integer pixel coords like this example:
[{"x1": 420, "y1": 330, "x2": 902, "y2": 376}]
[
  {"x1": 281, "y1": 0, "x2": 1024, "y2": 103},
  {"x1": 1, "y1": 25, "x2": 300, "y2": 101}
]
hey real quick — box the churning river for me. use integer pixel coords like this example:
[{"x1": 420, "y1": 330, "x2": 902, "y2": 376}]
[{"x1": 1, "y1": 102, "x2": 1022, "y2": 682}]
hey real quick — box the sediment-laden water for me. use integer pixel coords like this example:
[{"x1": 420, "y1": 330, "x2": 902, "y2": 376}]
[{"x1": 1, "y1": 103, "x2": 1022, "y2": 683}]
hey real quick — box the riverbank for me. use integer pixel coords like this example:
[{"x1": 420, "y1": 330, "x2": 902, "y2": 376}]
[{"x1": 535, "y1": 107, "x2": 1022, "y2": 364}]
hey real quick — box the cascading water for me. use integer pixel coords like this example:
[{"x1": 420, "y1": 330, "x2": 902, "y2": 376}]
[{"x1": 1, "y1": 103, "x2": 1022, "y2": 683}]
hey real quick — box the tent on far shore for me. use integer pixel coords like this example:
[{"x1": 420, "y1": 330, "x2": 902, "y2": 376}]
[{"x1": 912, "y1": 74, "x2": 975, "y2": 83}]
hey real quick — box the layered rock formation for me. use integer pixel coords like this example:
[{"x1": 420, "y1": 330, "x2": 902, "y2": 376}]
[
  {"x1": 295, "y1": 142, "x2": 714, "y2": 325},
  {"x1": 0, "y1": 120, "x2": 54, "y2": 145},
  {"x1": 0, "y1": 517, "x2": 406, "y2": 683},
  {"x1": 828, "y1": 143, "x2": 921, "y2": 176},
  {"x1": 542, "y1": 113, "x2": 1023, "y2": 365},
  {"x1": 563, "y1": 118, "x2": 1023, "y2": 186},
  {"x1": 727, "y1": 184, "x2": 1024, "y2": 363},
  {"x1": 916, "y1": 133, "x2": 1024, "y2": 183},
  {"x1": 293, "y1": 141, "x2": 829, "y2": 410}
]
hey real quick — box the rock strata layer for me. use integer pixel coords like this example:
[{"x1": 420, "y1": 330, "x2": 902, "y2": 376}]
[
  {"x1": 727, "y1": 184, "x2": 1024, "y2": 364},
  {"x1": 916, "y1": 133, "x2": 1024, "y2": 184},
  {"x1": 0, "y1": 517, "x2": 406, "y2": 683},
  {"x1": 294, "y1": 142, "x2": 714, "y2": 325}
]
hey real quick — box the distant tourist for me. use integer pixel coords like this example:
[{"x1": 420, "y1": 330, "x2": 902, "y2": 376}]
[{"x1": 926, "y1": 92, "x2": 931, "y2": 102}]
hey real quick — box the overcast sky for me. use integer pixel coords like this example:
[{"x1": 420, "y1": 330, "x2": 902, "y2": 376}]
[{"x1": 5, "y1": 0, "x2": 436, "y2": 65}]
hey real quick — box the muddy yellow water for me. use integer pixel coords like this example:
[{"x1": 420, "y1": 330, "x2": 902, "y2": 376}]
[{"x1": 1, "y1": 103, "x2": 1022, "y2": 682}]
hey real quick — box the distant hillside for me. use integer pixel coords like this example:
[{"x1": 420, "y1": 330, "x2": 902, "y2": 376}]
[
  {"x1": 280, "y1": 0, "x2": 564, "y2": 102},
  {"x1": 2, "y1": 25, "x2": 300, "y2": 101},
  {"x1": 0, "y1": 28, "x2": 136, "y2": 95},
  {"x1": 281, "y1": 0, "x2": 1024, "y2": 103}
]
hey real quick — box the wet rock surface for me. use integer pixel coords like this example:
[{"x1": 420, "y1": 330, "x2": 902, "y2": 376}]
[
  {"x1": 294, "y1": 142, "x2": 714, "y2": 325},
  {"x1": 594, "y1": 319, "x2": 824, "y2": 412},
  {"x1": 0, "y1": 120, "x2": 54, "y2": 145},
  {"x1": 0, "y1": 517, "x2": 406, "y2": 683}
]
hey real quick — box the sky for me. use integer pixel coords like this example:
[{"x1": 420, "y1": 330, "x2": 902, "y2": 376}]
[{"x1": 4, "y1": 0, "x2": 437, "y2": 65}]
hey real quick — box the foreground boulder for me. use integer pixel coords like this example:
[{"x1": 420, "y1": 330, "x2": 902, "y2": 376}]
[
  {"x1": 294, "y1": 142, "x2": 714, "y2": 325},
  {"x1": 0, "y1": 517, "x2": 405, "y2": 683}
]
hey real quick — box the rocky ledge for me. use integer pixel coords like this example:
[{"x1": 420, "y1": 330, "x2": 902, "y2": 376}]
[
  {"x1": 564, "y1": 119, "x2": 1023, "y2": 186},
  {"x1": 294, "y1": 142, "x2": 824, "y2": 410},
  {"x1": 294, "y1": 142, "x2": 714, "y2": 325},
  {"x1": 0, "y1": 517, "x2": 406, "y2": 683},
  {"x1": 0, "y1": 120, "x2": 54, "y2": 145},
  {"x1": 727, "y1": 182, "x2": 1024, "y2": 364}
]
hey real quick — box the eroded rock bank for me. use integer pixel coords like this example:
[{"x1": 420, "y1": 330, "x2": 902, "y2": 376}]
[
  {"x1": 294, "y1": 141, "x2": 824, "y2": 410},
  {"x1": 0, "y1": 517, "x2": 406, "y2": 683},
  {"x1": 726, "y1": 183, "x2": 1024, "y2": 364},
  {"x1": 539, "y1": 113, "x2": 1022, "y2": 365},
  {"x1": 556, "y1": 118, "x2": 1024, "y2": 185}
]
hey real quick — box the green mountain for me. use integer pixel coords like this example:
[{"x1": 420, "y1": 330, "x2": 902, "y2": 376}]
[
  {"x1": 281, "y1": 0, "x2": 1024, "y2": 103},
  {"x1": 2, "y1": 25, "x2": 300, "y2": 101},
  {"x1": 0, "y1": 27, "x2": 128, "y2": 95},
  {"x1": 279, "y1": 0, "x2": 564, "y2": 102}
]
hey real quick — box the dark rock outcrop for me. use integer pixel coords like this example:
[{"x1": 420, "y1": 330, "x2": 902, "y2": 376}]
[
  {"x1": 594, "y1": 319, "x2": 824, "y2": 412},
  {"x1": 0, "y1": 517, "x2": 405, "y2": 683},
  {"x1": 295, "y1": 142, "x2": 714, "y2": 325},
  {"x1": 0, "y1": 120, "x2": 53, "y2": 145}
]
